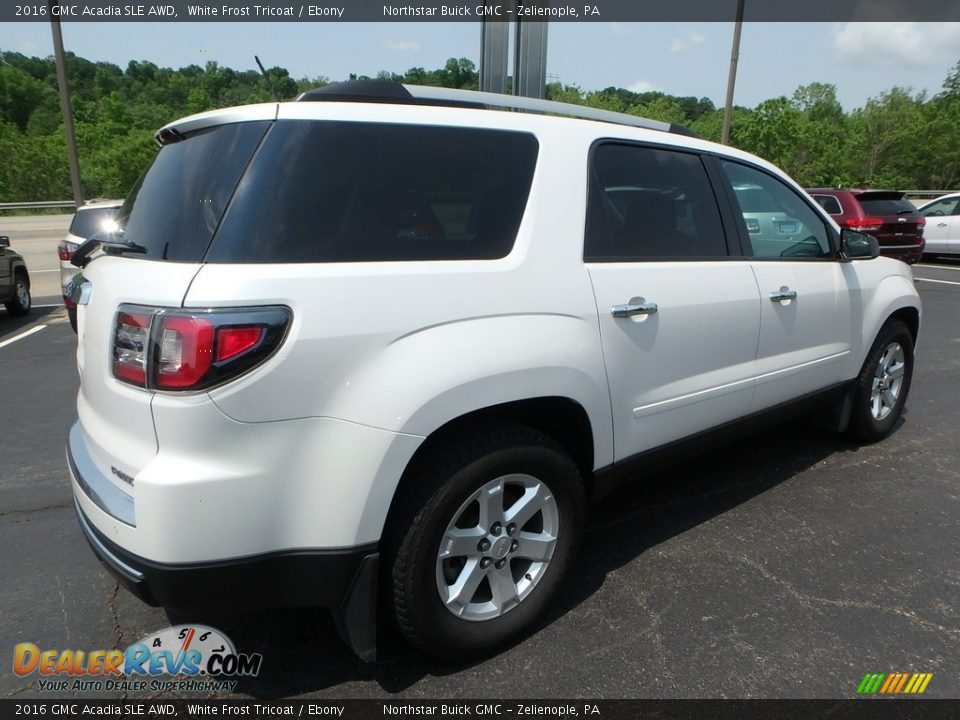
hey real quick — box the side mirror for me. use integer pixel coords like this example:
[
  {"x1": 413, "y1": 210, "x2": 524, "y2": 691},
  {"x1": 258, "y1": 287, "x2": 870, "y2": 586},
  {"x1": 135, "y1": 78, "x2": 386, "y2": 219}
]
[
  {"x1": 0, "y1": 236, "x2": 9, "y2": 248},
  {"x1": 840, "y1": 229, "x2": 879, "y2": 260}
]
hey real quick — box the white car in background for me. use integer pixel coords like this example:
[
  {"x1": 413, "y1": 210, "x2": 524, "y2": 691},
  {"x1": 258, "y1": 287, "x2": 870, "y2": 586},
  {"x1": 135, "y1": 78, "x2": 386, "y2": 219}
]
[
  {"x1": 58, "y1": 199, "x2": 122, "y2": 330},
  {"x1": 917, "y1": 193, "x2": 960, "y2": 258}
]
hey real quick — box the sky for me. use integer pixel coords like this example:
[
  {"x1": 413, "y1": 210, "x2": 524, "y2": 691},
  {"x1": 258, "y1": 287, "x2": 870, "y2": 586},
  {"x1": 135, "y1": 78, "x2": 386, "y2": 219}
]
[{"x1": 1, "y1": 21, "x2": 960, "y2": 110}]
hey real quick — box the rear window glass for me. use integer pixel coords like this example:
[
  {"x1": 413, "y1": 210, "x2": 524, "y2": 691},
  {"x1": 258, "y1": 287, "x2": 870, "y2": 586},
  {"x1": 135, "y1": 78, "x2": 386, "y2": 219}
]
[
  {"x1": 206, "y1": 121, "x2": 539, "y2": 263},
  {"x1": 856, "y1": 194, "x2": 916, "y2": 216},
  {"x1": 115, "y1": 121, "x2": 270, "y2": 261},
  {"x1": 69, "y1": 206, "x2": 119, "y2": 239}
]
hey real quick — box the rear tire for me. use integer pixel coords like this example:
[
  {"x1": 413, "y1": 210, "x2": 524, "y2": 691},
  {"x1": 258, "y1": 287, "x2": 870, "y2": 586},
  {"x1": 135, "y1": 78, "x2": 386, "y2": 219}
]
[
  {"x1": 5, "y1": 273, "x2": 30, "y2": 316},
  {"x1": 847, "y1": 320, "x2": 914, "y2": 443},
  {"x1": 385, "y1": 424, "x2": 585, "y2": 658}
]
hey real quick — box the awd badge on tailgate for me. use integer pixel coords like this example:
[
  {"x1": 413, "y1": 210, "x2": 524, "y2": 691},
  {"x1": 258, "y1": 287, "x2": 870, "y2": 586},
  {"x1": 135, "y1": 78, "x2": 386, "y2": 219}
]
[{"x1": 111, "y1": 466, "x2": 134, "y2": 486}]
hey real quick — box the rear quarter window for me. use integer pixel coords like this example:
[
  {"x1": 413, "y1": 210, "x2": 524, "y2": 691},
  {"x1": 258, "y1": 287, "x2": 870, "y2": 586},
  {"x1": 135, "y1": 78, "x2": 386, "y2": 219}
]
[
  {"x1": 812, "y1": 195, "x2": 843, "y2": 215},
  {"x1": 207, "y1": 121, "x2": 539, "y2": 263}
]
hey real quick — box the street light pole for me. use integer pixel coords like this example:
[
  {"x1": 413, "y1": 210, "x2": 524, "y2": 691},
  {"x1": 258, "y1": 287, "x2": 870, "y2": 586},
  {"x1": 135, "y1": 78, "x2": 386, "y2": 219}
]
[
  {"x1": 721, "y1": 0, "x2": 745, "y2": 146},
  {"x1": 48, "y1": 0, "x2": 84, "y2": 208}
]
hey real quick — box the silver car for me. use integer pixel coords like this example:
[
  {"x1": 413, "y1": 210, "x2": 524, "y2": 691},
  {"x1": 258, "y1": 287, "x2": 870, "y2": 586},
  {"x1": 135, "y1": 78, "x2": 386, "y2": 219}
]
[{"x1": 58, "y1": 200, "x2": 122, "y2": 330}]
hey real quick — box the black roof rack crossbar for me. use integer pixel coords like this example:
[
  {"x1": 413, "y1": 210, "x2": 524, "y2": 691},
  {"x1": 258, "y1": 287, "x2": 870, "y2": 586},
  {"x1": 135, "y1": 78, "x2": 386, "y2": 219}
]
[{"x1": 296, "y1": 80, "x2": 698, "y2": 137}]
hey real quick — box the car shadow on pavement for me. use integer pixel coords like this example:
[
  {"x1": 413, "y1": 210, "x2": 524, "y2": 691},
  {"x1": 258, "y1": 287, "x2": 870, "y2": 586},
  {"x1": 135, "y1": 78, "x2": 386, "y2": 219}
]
[
  {"x1": 223, "y1": 418, "x2": 871, "y2": 699},
  {"x1": 0, "y1": 305, "x2": 62, "y2": 338}
]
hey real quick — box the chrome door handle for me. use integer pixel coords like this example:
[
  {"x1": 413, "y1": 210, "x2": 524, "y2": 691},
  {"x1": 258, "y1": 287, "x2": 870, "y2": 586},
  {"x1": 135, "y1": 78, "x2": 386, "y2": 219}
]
[
  {"x1": 611, "y1": 301, "x2": 658, "y2": 318},
  {"x1": 769, "y1": 288, "x2": 797, "y2": 303}
]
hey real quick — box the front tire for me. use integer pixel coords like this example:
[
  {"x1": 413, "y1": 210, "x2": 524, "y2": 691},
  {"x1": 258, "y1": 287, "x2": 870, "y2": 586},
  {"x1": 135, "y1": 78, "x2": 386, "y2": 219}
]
[
  {"x1": 5, "y1": 273, "x2": 31, "y2": 316},
  {"x1": 386, "y1": 425, "x2": 585, "y2": 658},
  {"x1": 848, "y1": 320, "x2": 914, "y2": 442}
]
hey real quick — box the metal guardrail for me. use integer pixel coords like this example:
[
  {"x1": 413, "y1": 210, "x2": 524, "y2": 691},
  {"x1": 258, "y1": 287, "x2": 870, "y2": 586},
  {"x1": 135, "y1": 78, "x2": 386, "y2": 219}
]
[
  {"x1": 0, "y1": 201, "x2": 77, "y2": 211},
  {"x1": 903, "y1": 190, "x2": 959, "y2": 199}
]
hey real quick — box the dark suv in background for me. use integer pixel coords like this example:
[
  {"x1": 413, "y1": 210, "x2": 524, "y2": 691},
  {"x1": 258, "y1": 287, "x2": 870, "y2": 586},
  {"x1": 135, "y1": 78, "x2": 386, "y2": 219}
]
[
  {"x1": 808, "y1": 189, "x2": 925, "y2": 264},
  {"x1": 0, "y1": 235, "x2": 31, "y2": 316}
]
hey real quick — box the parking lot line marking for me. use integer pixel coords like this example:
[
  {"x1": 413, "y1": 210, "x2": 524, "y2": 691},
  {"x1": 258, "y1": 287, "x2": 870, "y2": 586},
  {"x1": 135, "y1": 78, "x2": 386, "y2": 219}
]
[
  {"x1": 915, "y1": 277, "x2": 960, "y2": 286},
  {"x1": 0, "y1": 324, "x2": 46, "y2": 349},
  {"x1": 915, "y1": 264, "x2": 960, "y2": 271},
  {"x1": 30, "y1": 269, "x2": 60, "y2": 274}
]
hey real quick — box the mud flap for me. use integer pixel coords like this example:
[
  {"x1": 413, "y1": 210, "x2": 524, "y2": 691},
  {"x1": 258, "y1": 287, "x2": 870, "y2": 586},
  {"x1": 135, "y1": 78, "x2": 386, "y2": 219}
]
[
  {"x1": 332, "y1": 552, "x2": 379, "y2": 663},
  {"x1": 822, "y1": 382, "x2": 856, "y2": 432}
]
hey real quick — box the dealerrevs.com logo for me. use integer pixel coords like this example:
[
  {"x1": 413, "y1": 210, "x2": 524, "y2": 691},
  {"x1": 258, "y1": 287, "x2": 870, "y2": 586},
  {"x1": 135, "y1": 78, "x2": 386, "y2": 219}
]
[{"x1": 12, "y1": 625, "x2": 262, "y2": 693}]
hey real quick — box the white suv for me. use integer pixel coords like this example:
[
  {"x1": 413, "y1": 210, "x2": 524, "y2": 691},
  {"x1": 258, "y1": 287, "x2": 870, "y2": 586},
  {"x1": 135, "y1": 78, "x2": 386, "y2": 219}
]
[{"x1": 67, "y1": 82, "x2": 920, "y2": 661}]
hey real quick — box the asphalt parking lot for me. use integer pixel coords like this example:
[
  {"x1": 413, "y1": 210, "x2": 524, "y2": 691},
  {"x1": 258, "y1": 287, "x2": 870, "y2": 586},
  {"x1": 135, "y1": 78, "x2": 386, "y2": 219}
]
[{"x1": 0, "y1": 248, "x2": 958, "y2": 699}]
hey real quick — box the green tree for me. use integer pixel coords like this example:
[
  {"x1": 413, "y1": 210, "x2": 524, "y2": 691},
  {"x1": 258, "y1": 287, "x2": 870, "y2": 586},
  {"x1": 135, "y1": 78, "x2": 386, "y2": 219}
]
[
  {"x1": 846, "y1": 88, "x2": 925, "y2": 188},
  {"x1": 5, "y1": 51, "x2": 960, "y2": 204}
]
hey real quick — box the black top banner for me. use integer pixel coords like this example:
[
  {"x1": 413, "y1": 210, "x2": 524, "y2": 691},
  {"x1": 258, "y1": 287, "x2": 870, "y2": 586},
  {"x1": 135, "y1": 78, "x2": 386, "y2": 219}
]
[{"x1": 6, "y1": 0, "x2": 960, "y2": 22}]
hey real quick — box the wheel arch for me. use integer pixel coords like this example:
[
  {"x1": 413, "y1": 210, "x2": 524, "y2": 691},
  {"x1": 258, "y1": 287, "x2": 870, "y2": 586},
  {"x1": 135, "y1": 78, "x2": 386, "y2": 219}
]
[
  {"x1": 381, "y1": 396, "x2": 597, "y2": 542},
  {"x1": 851, "y1": 272, "x2": 921, "y2": 374},
  {"x1": 12, "y1": 262, "x2": 29, "y2": 286},
  {"x1": 887, "y1": 305, "x2": 919, "y2": 345}
]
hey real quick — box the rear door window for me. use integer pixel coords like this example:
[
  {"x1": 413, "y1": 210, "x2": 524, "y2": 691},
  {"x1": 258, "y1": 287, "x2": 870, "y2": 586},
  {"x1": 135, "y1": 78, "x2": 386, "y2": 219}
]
[
  {"x1": 115, "y1": 121, "x2": 271, "y2": 262},
  {"x1": 207, "y1": 121, "x2": 539, "y2": 263},
  {"x1": 585, "y1": 143, "x2": 728, "y2": 260}
]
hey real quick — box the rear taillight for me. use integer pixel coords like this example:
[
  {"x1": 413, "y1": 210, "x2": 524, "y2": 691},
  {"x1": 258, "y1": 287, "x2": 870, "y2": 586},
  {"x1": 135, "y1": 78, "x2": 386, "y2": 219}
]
[
  {"x1": 112, "y1": 305, "x2": 290, "y2": 391},
  {"x1": 113, "y1": 311, "x2": 152, "y2": 386},
  {"x1": 917, "y1": 216, "x2": 925, "y2": 235},
  {"x1": 847, "y1": 217, "x2": 883, "y2": 232},
  {"x1": 216, "y1": 327, "x2": 264, "y2": 362},
  {"x1": 155, "y1": 315, "x2": 215, "y2": 389},
  {"x1": 57, "y1": 240, "x2": 78, "y2": 261}
]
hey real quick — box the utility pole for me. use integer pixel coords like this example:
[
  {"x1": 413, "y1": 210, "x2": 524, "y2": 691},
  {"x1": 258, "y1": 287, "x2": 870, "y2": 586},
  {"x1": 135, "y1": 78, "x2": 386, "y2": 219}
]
[
  {"x1": 721, "y1": 0, "x2": 745, "y2": 146},
  {"x1": 479, "y1": 2, "x2": 549, "y2": 99},
  {"x1": 480, "y1": 13, "x2": 509, "y2": 94},
  {"x1": 513, "y1": 0, "x2": 548, "y2": 99},
  {"x1": 48, "y1": 0, "x2": 84, "y2": 208}
]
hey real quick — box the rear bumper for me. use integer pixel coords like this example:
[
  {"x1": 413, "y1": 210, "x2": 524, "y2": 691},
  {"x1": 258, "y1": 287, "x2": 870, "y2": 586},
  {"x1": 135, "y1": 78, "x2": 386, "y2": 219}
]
[
  {"x1": 68, "y1": 415, "x2": 384, "y2": 612},
  {"x1": 878, "y1": 241, "x2": 924, "y2": 264},
  {"x1": 68, "y1": 404, "x2": 421, "y2": 562},
  {"x1": 74, "y1": 496, "x2": 377, "y2": 612}
]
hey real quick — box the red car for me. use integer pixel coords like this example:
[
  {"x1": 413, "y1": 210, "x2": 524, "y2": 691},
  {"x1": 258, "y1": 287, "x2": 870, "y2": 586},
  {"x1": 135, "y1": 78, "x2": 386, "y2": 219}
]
[{"x1": 808, "y1": 189, "x2": 925, "y2": 264}]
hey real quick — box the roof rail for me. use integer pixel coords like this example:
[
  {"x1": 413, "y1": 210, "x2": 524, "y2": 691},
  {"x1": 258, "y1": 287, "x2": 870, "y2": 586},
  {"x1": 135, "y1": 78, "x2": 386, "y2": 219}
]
[{"x1": 296, "y1": 80, "x2": 699, "y2": 137}]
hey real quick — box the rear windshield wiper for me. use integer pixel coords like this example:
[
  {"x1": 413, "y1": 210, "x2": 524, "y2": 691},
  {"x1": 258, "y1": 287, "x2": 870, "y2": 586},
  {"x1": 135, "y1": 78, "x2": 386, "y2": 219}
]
[
  {"x1": 896, "y1": 209, "x2": 916, "y2": 215},
  {"x1": 71, "y1": 233, "x2": 147, "y2": 268}
]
